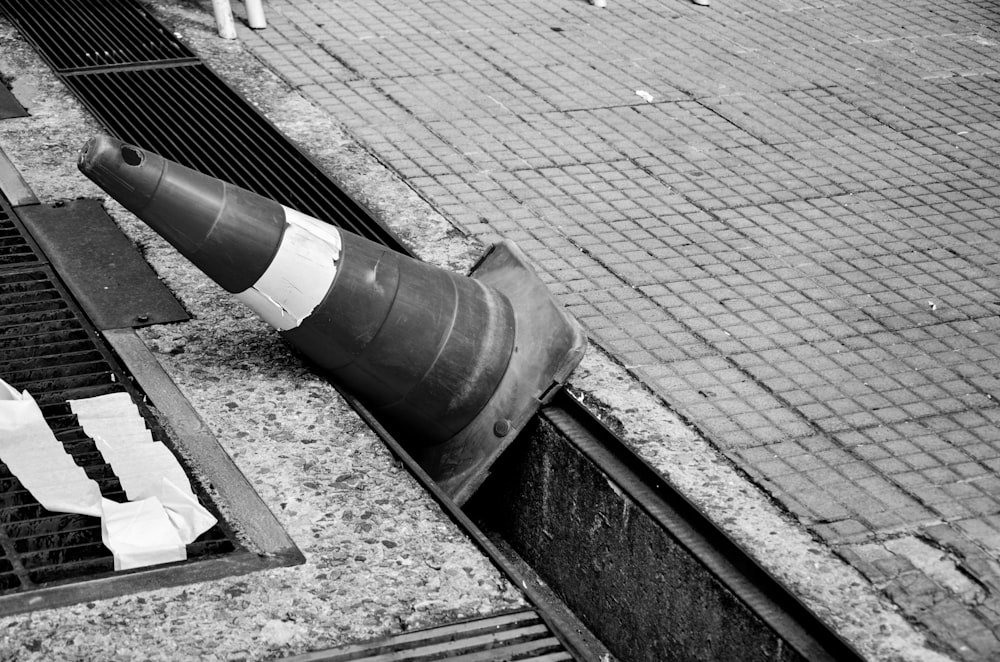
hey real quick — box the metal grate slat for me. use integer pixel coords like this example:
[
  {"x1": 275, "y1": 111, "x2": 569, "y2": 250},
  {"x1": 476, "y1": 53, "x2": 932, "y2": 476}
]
[
  {"x1": 0, "y1": 206, "x2": 39, "y2": 268},
  {"x1": 175, "y1": 68, "x2": 349, "y2": 220},
  {"x1": 145, "y1": 67, "x2": 308, "y2": 213},
  {"x1": 79, "y1": 69, "x2": 216, "y2": 175},
  {"x1": 43, "y1": 3, "x2": 124, "y2": 68},
  {"x1": 174, "y1": 67, "x2": 373, "y2": 232}
]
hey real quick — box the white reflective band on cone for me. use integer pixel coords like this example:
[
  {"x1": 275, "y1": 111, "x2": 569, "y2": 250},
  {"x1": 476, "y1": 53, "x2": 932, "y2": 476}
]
[{"x1": 235, "y1": 207, "x2": 342, "y2": 330}]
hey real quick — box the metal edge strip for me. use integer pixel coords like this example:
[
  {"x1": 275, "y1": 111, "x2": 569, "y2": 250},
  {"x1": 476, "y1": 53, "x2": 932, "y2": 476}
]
[
  {"x1": 0, "y1": 145, "x2": 38, "y2": 207},
  {"x1": 331, "y1": 388, "x2": 612, "y2": 662},
  {"x1": 0, "y1": 549, "x2": 285, "y2": 618},
  {"x1": 102, "y1": 327, "x2": 303, "y2": 562}
]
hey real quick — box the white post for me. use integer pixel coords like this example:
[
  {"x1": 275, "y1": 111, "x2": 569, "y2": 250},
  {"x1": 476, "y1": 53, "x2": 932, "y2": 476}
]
[
  {"x1": 211, "y1": 0, "x2": 237, "y2": 39},
  {"x1": 245, "y1": 0, "x2": 267, "y2": 29}
]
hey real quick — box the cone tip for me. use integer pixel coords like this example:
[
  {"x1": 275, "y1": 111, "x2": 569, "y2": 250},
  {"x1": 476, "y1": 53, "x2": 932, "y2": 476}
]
[
  {"x1": 77, "y1": 134, "x2": 130, "y2": 176},
  {"x1": 77, "y1": 135, "x2": 165, "y2": 215}
]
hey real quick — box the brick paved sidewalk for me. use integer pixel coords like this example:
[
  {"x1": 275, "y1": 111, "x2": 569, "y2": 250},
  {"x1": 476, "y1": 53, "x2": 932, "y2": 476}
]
[{"x1": 235, "y1": 0, "x2": 1000, "y2": 659}]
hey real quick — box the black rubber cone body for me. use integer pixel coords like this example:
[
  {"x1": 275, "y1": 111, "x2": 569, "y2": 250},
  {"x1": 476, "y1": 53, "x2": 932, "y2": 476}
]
[
  {"x1": 284, "y1": 231, "x2": 517, "y2": 445},
  {"x1": 77, "y1": 135, "x2": 283, "y2": 293},
  {"x1": 78, "y1": 135, "x2": 586, "y2": 502}
]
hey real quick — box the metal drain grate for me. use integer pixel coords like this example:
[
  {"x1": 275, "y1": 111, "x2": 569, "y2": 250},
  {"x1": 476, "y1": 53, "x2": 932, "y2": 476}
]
[
  {"x1": 0, "y1": 0, "x2": 406, "y2": 252},
  {"x1": 67, "y1": 64, "x2": 402, "y2": 245},
  {"x1": 0, "y1": 197, "x2": 235, "y2": 595},
  {"x1": 281, "y1": 609, "x2": 574, "y2": 662},
  {"x1": 0, "y1": 0, "x2": 193, "y2": 70}
]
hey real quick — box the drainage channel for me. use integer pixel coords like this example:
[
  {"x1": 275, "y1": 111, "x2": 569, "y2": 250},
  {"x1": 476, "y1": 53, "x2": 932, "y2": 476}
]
[
  {"x1": 0, "y1": 1, "x2": 867, "y2": 660},
  {"x1": 0, "y1": 192, "x2": 303, "y2": 614},
  {"x1": 279, "y1": 609, "x2": 576, "y2": 662},
  {"x1": 472, "y1": 392, "x2": 867, "y2": 662},
  {"x1": 0, "y1": 0, "x2": 405, "y2": 253}
]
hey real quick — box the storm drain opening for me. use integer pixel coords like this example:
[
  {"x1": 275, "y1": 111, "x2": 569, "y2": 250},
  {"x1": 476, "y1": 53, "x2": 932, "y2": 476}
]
[
  {"x1": 0, "y1": 0, "x2": 406, "y2": 253},
  {"x1": 0, "y1": 0, "x2": 196, "y2": 71},
  {"x1": 464, "y1": 391, "x2": 866, "y2": 662},
  {"x1": 0, "y1": 194, "x2": 302, "y2": 615}
]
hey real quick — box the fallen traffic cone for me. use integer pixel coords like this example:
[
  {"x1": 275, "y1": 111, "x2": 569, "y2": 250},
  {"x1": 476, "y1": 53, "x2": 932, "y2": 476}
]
[{"x1": 78, "y1": 135, "x2": 586, "y2": 503}]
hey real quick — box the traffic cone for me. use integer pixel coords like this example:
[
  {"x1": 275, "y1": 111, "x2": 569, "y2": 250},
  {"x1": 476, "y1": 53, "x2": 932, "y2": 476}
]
[{"x1": 78, "y1": 135, "x2": 586, "y2": 503}]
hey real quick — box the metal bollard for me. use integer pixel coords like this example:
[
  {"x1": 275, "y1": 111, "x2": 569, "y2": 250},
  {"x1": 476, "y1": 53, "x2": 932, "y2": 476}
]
[
  {"x1": 245, "y1": 0, "x2": 266, "y2": 29},
  {"x1": 210, "y1": 0, "x2": 237, "y2": 39}
]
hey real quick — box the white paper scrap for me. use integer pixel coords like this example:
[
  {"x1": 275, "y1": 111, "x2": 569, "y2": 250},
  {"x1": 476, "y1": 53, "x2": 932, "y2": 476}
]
[
  {"x1": 100, "y1": 497, "x2": 187, "y2": 571},
  {"x1": 0, "y1": 382, "x2": 103, "y2": 517},
  {"x1": 0, "y1": 379, "x2": 18, "y2": 400},
  {"x1": 77, "y1": 420, "x2": 154, "y2": 445},
  {"x1": 159, "y1": 478, "x2": 219, "y2": 544},
  {"x1": 0, "y1": 386, "x2": 49, "y2": 432},
  {"x1": 67, "y1": 391, "x2": 135, "y2": 418},
  {"x1": 235, "y1": 206, "x2": 342, "y2": 331},
  {"x1": 68, "y1": 393, "x2": 152, "y2": 444},
  {"x1": 74, "y1": 392, "x2": 216, "y2": 544},
  {"x1": 95, "y1": 439, "x2": 194, "y2": 498},
  {"x1": 0, "y1": 380, "x2": 218, "y2": 571},
  {"x1": 16, "y1": 475, "x2": 103, "y2": 517}
]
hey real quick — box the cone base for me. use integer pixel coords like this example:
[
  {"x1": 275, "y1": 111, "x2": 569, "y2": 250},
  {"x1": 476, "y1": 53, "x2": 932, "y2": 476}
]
[{"x1": 413, "y1": 240, "x2": 586, "y2": 504}]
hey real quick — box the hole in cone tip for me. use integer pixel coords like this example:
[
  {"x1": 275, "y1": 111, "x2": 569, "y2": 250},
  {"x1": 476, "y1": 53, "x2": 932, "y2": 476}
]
[
  {"x1": 78, "y1": 139, "x2": 95, "y2": 167},
  {"x1": 121, "y1": 145, "x2": 143, "y2": 166}
]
